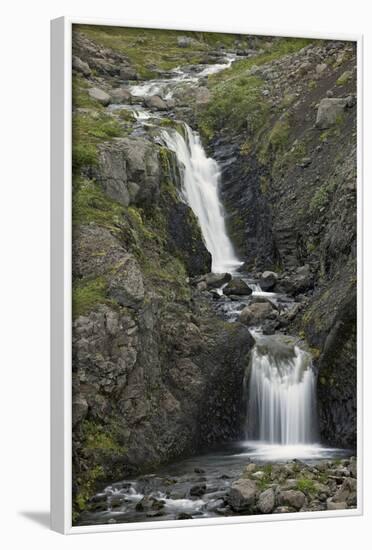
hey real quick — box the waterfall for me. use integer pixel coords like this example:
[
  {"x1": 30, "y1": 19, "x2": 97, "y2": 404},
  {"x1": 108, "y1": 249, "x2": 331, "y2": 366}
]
[
  {"x1": 246, "y1": 336, "x2": 318, "y2": 445},
  {"x1": 161, "y1": 124, "x2": 241, "y2": 273}
]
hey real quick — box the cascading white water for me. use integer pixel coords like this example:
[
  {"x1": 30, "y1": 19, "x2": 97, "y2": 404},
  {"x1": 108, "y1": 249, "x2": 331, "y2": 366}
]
[
  {"x1": 246, "y1": 336, "x2": 318, "y2": 445},
  {"x1": 161, "y1": 124, "x2": 241, "y2": 273}
]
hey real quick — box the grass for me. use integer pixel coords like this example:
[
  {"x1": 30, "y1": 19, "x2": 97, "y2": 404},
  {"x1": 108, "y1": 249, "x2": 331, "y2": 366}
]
[
  {"x1": 72, "y1": 178, "x2": 125, "y2": 231},
  {"x1": 309, "y1": 179, "x2": 337, "y2": 213},
  {"x1": 197, "y1": 37, "x2": 311, "y2": 139},
  {"x1": 74, "y1": 25, "x2": 244, "y2": 79},
  {"x1": 72, "y1": 74, "x2": 104, "y2": 110},
  {"x1": 296, "y1": 478, "x2": 317, "y2": 495},
  {"x1": 72, "y1": 277, "x2": 109, "y2": 319}
]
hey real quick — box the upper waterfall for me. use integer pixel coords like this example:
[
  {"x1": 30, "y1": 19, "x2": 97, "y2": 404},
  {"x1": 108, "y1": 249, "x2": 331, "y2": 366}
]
[{"x1": 161, "y1": 124, "x2": 242, "y2": 273}]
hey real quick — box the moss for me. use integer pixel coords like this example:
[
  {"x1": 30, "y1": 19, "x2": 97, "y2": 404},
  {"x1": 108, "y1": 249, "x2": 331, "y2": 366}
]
[
  {"x1": 72, "y1": 277, "x2": 109, "y2": 319},
  {"x1": 72, "y1": 75, "x2": 104, "y2": 110},
  {"x1": 296, "y1": 478, "x2": 316, "y2": 495},
  {"x1": 72, "y1": 111, "x2": 123, "y2": 171},
  {"x1": 74, "y1": 465, "x2": 105, "y2": 514},
  {"x1": 81, "y1": 420, "x2": 126, "y2": 454},
  {"x1": 336, "y1": 70, "x2": 352, "y2": 86},
  {"x1": 72, "y1": 178, "x2": 125, "y2": 232}
]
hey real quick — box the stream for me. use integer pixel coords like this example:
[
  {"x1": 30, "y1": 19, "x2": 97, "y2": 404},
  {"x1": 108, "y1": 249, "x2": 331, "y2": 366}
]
[{"x1": 80, "y1": 51, "x2": 352, "y2": 526}]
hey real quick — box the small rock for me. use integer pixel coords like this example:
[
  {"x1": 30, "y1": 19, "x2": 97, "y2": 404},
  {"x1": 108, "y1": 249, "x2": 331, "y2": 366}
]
[
  {"x1": 190, "y1": 483, "x2": 207, "y2": 497},
  {"x1": 145, "y1": 95, "x2": 168, "y2": 111},
  {"x1": 88, "y1": 87, "x2": 111, "y2": 106},
  {"x1": 257, "y1": 488, "x2": 276, "y2": 514},
  {"x1": 326, "y1": 498, "x2": 347, "y2": 510},
  {"x1": 259, "y1": 271, "x2": 278, "y2": 291},
  {"x1": 72, "y1": 55, "x2": 91, "y2": 76},
  {"x1": 278, "y1": 490, "x2": 306, "y2": 510},
  {"x1": 316, "y1": 63, "x2": 328, "y2": 75},
  {"x1": 110, "y1": 88, "x2": 132, "y2": 104},
  {"x1": 177, "y1": 36, "x2": 193, "y2": 48},
  {"x1": 120, "y1": 66, "x2": 138, "y2": 80}
]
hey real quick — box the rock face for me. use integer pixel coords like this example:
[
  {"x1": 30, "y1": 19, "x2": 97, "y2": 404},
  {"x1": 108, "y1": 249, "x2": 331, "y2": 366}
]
[
  {"x1": 96, "y1": 137, "x2": 161, "y2": 207},
  {"x1": 202, "y1": 40, "x2": 357, "y2": 448}
]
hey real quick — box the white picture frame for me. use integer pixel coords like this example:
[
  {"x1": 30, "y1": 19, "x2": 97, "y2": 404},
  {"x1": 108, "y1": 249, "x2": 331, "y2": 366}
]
[{"x1": 51, "y1": 16, "x2": 363, "y2": 534}]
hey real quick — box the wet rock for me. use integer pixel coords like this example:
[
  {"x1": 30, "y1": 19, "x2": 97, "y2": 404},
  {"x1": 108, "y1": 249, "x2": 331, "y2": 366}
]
[
  {"x1": 177, "y1": 512, "x2": 193, "y2": 519},
  {"x1": 239, "y1": 302, "x2": 274, "y2": 326},
  {"x1": 257, "y1": 488, "x2": 276, "y2": 514},
  {"x1": 315, "y1": 98, "x2": 348, "y2": 129},
  {"x1": 190, "y1": 483, "x2": 207, "y2": 497},
  {"x1": 228, "y1": 479, "x2": 257, "y2": 511},
  {"x1": 145, "y1": 95, "x2": 168, "y2": 111},
  {"x1": 88, "y1": 87, "x2": 111, "y2": 106},
  {"x1": 110, "y1": 88, "x2": 132, "y2": 104},
  {"x1": 278, "y1": 490, "x2": 306, "y2": 510},
  {"x1": 223, "y1": 278, "x2": 252, "y2": 296},
  {"x1": 259, "y1": 271, "x2": 278, "y2": 291}
]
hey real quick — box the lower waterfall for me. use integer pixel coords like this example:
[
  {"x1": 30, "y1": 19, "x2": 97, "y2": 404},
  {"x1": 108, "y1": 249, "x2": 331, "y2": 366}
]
[
  {"x1": 161, "y1": 124, "x2": 241, "y2": 274},
  {"x1": 245, "y1": 335, "x2": 318, "y2": 445}
]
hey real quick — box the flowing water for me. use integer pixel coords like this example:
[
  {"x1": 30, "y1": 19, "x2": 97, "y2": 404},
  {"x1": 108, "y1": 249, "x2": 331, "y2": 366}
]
[
  {"x1": 82, "y1": 51, "x2": 352, "y2": 526},
  {"x1": 245, "y1": 335, "x2": 318, "y2": 445},
  {"x1": 161, "y1": 124, "x2": 242, "y2": 273}
]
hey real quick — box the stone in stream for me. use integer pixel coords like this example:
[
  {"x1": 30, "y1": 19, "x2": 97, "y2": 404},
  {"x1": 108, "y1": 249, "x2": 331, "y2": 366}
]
[
  {"x1": 257, "y1": 488, "x2": 276, "y2": 514},
  {"x1": 110, "y1": 87, "x2": 132, "y2": 104},
  {"x1": 259, "y1": 270, "x2": 278, "y2": 291},
  {"x1": 195, "y1": 272, "x2": 232, "y2": 289},
  {"x1": 227, "y1": 479, "x2": 257, "y2": 511},
  {"x1": 223, "y1": 278, "x2": 252, "y2": 296},
  {"x1": 239, "y1": 302, "x2": 274, "y2": 326},
  {"x1": 145, "y1": 95, "x2": 168, "y2": 111},
  {"x1": 88, "y1": 87, "x2": 111, "y2": 106}
]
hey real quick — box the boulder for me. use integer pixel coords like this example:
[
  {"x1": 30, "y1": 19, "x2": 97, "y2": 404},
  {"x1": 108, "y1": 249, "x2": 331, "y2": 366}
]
[
  {"x1": 228, "y1": 479, "x2": 257, "y2": 511},
  {"x1": 145, "y1": 95, "x2": 168, "y2": 111},
  {"x1": 88, "y1": 87, "x2": 111, "y2": 106},
  {"x1": 198, "y1": 272, "x2": 232, "y2": 289},
  {"x1": 239, "y1": 302, "x2": 274, "y2": 326},
  {"x1": 316, "y1": 63, "x2": 327, "y2": 75},
  {"x1": 190, "y1": 483, "x2": 207, "y2": 497},
  {"x1": 224, "y1": 278, "x2": 252, "y2": 296},
  {"x1": 119, "y1": 66, "x2": 138, "y2": 80},
  {"x1": 259, "y1": 271, "x2": 278, "y2": 291},
  {"x1": 110, "y1": 88, "x2": 132, "y2": 104},
  {"x1": 72, "y1": 55, "x2": 91, "y2": 76},
  {"x1": 315, "y1": 98, "x2": 348, "y2": 129},
  {"x1": 278, "y1": 264, "x2": 313, "y2": 295},
  {"x1": 326, "y1": 498, "x2": 347, "y2": 510},
  {"x1": 97, "y1": 137, "x2": 161, "y2": 207},
  {"x1": 257, "y1": 488, "x2": 276, "y2": 514},
  {"x1": 278, "y1": 490, "x2": 306, "y2": 510}
]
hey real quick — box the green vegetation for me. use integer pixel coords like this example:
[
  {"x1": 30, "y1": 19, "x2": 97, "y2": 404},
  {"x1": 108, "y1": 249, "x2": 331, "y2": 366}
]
[
  {"x1": 309, "y1": 179, "x2": 337, "y2": 213},
  {"x1": 296, "y1": 478, "x2": 317, "y2": 495},
  {"x1": 72, "y1": 109, "x2": 123, "y2": 171},
  {"x1": 196, "y1": 37, "x2": 311, "y2": 139},
  {"x1": 72, "y1": 74, "x2": 104, "y2": 110},
  {"x1": 72, "y1": 178, "x2": 125, "y2": 231},
  {"x1": 336, "y1": 70, "x2": 352, "y2": 86},
  {"x1": 75, "y1": 25, "x2": 244, "y2": 79},
  {"x1": 72, "y1": 277, "x2": 109, "y2": 319}
]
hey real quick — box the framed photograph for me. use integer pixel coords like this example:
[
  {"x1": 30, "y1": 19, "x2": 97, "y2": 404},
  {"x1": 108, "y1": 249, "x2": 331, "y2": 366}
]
[{"x1": 51, "y1": 16, "x2": 363, "y2": 534}]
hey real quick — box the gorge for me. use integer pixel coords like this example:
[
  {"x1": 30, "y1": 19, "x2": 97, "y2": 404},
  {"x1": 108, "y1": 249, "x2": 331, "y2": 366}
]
[{"x1": 71, "y1": 26, "x2": 357, "y2": 524}]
